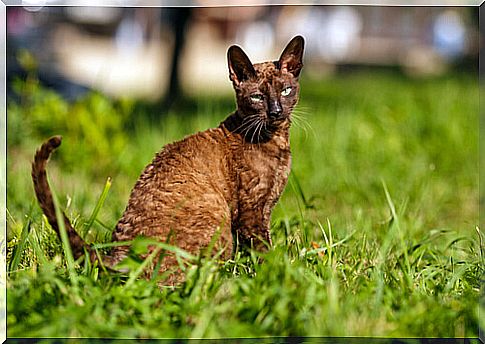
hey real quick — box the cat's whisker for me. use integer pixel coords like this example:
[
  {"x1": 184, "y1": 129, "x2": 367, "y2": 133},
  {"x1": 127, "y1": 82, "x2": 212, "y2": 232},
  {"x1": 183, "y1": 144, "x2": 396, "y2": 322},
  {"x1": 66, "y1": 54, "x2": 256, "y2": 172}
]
[
  {"x1": 293, "y1": 104, "x2": 311, "y2": 113},
  {"x1": 250, "y1": 122, "x2": 258, "y2": 144},
  {"x1": 234, "y1": 119, "x2": 254, "y2": 132},
  {"x1": 292, "y1": 109, "x2": 310, "y2": 118},
  {"x1": 292, "y1": 119, "x2": 310, "y2": 138},
  {"x1": 291, "y1": 111, "x2": 310, "y2": 124},
  {"x1": 291, "y1": 110, "x2": 312, "y2": 128},
  {"x1": 291, "y1": 115, "x2": 310, "y2": 130},
  {"x1": 241, "y1": 118, "x2": 261, "y2": 143},
  {"x1": 236, "y1": 116, "x2": 258, "y2": 135},
  {"x1": 250, "y1": 119, "x2": 264, "y2": 144},
  {"x1": 262, "y1": 121, "x2": 269, "y2": 141},
  {"x1": 232, "y1": 114, "x2": 261, "y2": 133},
  {"x1": 289, "y1": 107, "x2": 316, "y2": 143},
  {"x1": 256, "y1": 120, "x2": 265, "y2": 144},
  {"x1": 292, "y1": 115, "x2": 310, "y2": 126}
]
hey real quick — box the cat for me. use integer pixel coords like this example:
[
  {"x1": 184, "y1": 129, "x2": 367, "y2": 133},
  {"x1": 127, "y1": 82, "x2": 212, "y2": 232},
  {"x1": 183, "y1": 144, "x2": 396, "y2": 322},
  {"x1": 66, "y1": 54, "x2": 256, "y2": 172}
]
[{"x1": 32, "y1": 35, "x2": 305, "y2": 285}]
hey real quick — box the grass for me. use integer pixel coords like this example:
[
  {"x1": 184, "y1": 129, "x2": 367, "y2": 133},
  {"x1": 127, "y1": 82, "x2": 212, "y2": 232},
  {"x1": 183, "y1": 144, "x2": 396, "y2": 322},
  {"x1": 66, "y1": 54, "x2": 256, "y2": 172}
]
[{"x1": 6, "y1": 70, "x2": 482, "y2": 339}]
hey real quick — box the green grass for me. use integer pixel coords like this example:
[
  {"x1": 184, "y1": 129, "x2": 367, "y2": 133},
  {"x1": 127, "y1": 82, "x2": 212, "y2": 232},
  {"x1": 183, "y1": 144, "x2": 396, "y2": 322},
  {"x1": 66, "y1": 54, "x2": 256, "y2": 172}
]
[{"x1": 6, "y1": 71, "x2": 482, "y2": 338}]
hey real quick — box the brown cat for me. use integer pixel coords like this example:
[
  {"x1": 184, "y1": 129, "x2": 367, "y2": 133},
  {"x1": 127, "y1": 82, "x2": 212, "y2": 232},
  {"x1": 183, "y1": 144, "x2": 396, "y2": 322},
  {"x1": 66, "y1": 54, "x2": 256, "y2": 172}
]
[{"x1": 32, "y1": 36, "x2": 305, "y2": 285}]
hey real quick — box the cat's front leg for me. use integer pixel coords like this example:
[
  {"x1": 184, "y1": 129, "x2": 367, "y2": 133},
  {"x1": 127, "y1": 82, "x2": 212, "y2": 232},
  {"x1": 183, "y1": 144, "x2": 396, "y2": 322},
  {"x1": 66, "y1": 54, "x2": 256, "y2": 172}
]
[
  {"x1": 235, "y1": 211, "x2": 272, "y2": 252},
  {"x1": 237, "y1": 229, "x2": 271, "y2": 252}
]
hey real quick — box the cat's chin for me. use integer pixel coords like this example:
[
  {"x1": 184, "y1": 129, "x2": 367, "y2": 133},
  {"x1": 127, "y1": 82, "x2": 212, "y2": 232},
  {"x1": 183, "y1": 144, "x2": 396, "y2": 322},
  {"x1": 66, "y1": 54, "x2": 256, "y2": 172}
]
[{"x1": 268, "y1": 116, "x2": 291, "y2": 128}]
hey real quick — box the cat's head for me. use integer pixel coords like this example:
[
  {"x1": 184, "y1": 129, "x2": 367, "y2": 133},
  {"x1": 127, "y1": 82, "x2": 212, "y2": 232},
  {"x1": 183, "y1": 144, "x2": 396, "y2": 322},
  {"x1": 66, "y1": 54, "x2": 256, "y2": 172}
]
[{"x1": 227, "y1": 35, "x2": 305, "y2": 142}]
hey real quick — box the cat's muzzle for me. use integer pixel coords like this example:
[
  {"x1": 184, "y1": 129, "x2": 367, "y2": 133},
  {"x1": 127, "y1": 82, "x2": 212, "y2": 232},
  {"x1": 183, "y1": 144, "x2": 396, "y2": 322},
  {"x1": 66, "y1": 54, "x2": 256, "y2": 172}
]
[{"x1": 268, "y1": 101, "x2": 283, "y2": 119}]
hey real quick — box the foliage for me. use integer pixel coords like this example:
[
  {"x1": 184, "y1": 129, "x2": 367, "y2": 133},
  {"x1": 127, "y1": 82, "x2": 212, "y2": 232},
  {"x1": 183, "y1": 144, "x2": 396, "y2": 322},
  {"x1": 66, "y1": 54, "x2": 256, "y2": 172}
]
[{"x1": 6, "y1": 71, "x2": 481, "y2": 338}]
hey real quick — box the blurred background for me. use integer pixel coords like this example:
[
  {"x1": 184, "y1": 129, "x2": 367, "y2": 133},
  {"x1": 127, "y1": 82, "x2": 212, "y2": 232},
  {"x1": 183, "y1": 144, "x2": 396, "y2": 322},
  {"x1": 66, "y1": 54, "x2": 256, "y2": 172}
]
[{"x1": 6, "y1": 6, "x2": 478, "y2": 105}]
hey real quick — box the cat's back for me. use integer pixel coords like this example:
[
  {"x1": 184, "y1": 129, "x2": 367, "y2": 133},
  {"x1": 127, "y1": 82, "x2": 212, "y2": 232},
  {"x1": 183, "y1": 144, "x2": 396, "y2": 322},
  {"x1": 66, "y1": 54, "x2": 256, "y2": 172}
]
[
  {"x1": 141, "y1": 127, "x2": 231, "y2": 184},
  {"x1": 134, "y1": 125, "x2": 215, "y2": 169},
  {"x1": 112, "y1": 126, "x2": 235, "y2": 255},
  {"x1": 117, "y1": 128, "x2": 231, "y2": 218}
]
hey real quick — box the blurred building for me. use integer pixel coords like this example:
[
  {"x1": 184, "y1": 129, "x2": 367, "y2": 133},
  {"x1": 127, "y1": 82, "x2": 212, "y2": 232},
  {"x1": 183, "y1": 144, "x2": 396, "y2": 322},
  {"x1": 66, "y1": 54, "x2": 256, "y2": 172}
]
[{"x1": 6, "y1": 6, "x2": 478, "y2": 100}]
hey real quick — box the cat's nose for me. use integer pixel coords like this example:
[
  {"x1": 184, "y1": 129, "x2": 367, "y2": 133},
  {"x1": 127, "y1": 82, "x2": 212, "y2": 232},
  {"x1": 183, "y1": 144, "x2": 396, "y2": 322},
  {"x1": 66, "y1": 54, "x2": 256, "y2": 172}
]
[{"x1": 269, "y1": 101, "x2": 282, "y2": 118}]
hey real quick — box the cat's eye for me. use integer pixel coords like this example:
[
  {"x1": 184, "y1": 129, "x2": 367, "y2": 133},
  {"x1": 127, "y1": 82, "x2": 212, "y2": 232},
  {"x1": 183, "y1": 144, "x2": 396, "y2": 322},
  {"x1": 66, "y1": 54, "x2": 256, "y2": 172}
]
[
  {"x1": 250, "y1": 94, "x2": 264, "y2": 102},
  {"x1": 281, "y1": 87, "x2": 292, "y2": 96}
]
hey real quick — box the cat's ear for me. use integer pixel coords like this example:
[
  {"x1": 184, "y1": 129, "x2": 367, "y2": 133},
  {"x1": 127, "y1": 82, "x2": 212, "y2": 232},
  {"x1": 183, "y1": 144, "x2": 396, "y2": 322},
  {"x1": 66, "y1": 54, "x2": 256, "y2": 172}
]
[
  {"x1": 278, "y1": 35, "x2": 305, "y2": 77},
  {"x1": 228, "y1": 45, "x2": 257, "y2": 86}
]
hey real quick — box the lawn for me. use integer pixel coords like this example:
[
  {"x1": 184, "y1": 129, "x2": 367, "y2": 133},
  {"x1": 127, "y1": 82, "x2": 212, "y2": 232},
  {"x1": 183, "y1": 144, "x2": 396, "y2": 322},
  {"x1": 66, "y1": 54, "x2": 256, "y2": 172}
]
[{"x1": 5, "y1": 70, "x2": 482, "y2": 338}]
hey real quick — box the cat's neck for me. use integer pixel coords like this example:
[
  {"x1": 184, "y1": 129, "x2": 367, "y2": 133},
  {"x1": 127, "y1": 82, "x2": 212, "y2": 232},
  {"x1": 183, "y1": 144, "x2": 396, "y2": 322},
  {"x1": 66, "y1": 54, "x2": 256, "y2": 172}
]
[
  {"x1": 220, "y1": 111, "x2": 243, "y2": 133},
  {"x1": 220, "y1": 111, "x2": 290, "y2": 146}
]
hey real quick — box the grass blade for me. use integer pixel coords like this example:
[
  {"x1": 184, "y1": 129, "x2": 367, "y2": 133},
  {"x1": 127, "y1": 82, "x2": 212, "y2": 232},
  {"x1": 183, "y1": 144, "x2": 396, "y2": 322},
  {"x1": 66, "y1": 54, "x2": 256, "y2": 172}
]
[
  {"x1": 8, "y1": 218, "x2": 31, "y2": 273},
  {"x1": 305, "y1": 228, "x2": 356, "y2": 257},
  {"x1": 381, "y1": 180, "x2": 412, "y2": 285},
  {"x1": 290, "y1": 172, "x2": 314, "y2": 209},
  {"x1": 28, "y1": 226, "x2": 48, "y2": 266},
  {"x1": 476, "y1": 226, "x2": 484, "y2": 267},
  {"x1": 91, "y1": 240, "x2": 133, "y2": 249},
  {"x1": 83, "y1": 177, "x2": 112, "y2": 241},
  {"x1": 124, "y1": 245, "x2": 163, "y2": 288},
  {"x1": 51, "y1": 188, "x2": 81, "y2": 302},
  {"x1": 95, "y1": 219, "x2": 112, "y2": 231}
]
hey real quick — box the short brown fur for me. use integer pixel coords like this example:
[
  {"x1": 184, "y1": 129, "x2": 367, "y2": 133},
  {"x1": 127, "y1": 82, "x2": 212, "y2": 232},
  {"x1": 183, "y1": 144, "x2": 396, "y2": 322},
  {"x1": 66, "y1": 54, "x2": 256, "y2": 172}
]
[{"x1": 32, "y1": 36, "x2": 305, "y2": 285}]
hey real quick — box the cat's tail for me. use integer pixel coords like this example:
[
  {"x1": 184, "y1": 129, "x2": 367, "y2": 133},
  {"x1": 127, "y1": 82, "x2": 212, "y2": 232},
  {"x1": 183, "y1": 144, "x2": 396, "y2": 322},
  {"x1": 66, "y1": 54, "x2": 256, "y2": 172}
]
[{"x1": 32, "y1": 136, "x2": 91, "y2": 260}]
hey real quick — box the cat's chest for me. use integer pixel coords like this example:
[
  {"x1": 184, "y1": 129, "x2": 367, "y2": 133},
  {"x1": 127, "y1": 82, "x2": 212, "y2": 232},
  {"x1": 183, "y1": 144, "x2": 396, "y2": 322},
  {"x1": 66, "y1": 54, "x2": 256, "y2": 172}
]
[
  {"x1": 243, "y1": 145, "x2": 291, "y2": 175},
  {"x1": 238, "y1": 140, "x2": 291, "y2": 202}
]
